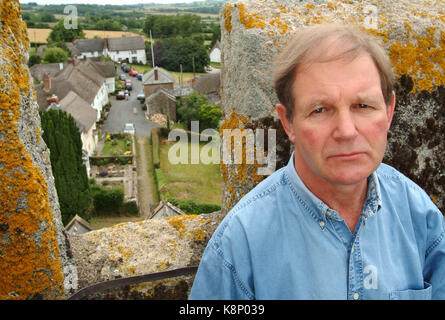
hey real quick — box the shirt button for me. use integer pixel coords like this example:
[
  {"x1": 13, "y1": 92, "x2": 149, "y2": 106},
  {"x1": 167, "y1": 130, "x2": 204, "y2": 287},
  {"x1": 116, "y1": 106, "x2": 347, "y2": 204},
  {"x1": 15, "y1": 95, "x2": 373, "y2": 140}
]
[
  {"x1": 353, "y1": 293, "x2": 359, "y2": 300},
  {"x1": 319, "y1": 221, "x2": 325, "y2": 228}
]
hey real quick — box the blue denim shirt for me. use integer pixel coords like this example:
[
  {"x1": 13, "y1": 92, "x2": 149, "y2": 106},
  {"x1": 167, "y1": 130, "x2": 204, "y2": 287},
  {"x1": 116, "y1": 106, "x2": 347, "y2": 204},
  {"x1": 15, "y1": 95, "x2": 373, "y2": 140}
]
[{"x1": 189, "y1": 154, "x2": 445, "y2": 300}]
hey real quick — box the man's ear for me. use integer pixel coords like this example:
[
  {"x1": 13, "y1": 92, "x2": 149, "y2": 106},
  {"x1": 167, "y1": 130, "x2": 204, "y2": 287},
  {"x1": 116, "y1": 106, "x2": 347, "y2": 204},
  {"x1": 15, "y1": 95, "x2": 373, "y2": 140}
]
[
  {"x1": 276, "y1": 103, "x2": 295, "y2": 143},
  {"x1": 386, "y1": 91, "x2": 396, "y2": 129}
]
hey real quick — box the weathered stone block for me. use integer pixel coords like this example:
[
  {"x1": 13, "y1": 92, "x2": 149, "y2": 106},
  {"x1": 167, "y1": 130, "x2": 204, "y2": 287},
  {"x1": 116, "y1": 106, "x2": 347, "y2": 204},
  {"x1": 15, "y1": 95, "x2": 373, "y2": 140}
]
[
  {"x1": 220, "y1": 0, "x2": 444, "y2": 214},
  {"x1": 0, "y1": 0, "x2": 77, "y2": 299}
]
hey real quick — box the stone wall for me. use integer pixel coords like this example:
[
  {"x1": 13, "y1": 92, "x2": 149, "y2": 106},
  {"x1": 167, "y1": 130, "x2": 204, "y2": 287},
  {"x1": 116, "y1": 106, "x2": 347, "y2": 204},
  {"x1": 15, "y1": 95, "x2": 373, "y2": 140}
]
[
  {"x1": 0, "y1": 0, "x2": 77, "y2": 299},
  {"x1": 220, "y1": 0, "x2": 445, "y2": 215}
]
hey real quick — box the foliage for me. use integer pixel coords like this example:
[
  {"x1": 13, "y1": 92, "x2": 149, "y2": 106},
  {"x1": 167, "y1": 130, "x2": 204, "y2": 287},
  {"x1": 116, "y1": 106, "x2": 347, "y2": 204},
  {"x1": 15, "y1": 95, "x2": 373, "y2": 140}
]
[
  {"x1": 156, "y1": 37, "x2": 210, "y2": 73},
  {"x1": 167, "y1": 197, "x2": 221, "y2": 215},
  {"x1": 143, "y1": 14, "x2": 202, "y2": 38},
  {"x1": 47, "y1": 19, "x2": 86, "y2": 43},
  {"x1": 39, "y1": 109, "x2": 92, "y2": 225},
  {"x1": 199, "y1": 103, "x2": 222, "y2": 132},
  {"x1": 43, "y1": 47, "x2": 68, "y2": 63},
  {"x1": 89, "y1": 185, "x2": 124, "y2": 215},
  {"x1": 28, "y1": 52, "x2": 41, "y2": 67},
  {"x1": 177, "y1": 93, "x2": 219, "y2": 130}
]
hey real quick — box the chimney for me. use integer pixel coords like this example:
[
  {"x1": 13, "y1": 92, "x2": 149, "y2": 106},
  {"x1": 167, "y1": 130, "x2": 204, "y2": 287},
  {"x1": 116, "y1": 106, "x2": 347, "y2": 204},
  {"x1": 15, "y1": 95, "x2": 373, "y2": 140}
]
[
  {"x1": 68, "y1": 58, "x2": 75, "y2": 66},
  {"x1": 154, "y1": 68, "x2": 158, "y2": 81},
  {"x1": 72, "y1": 36, "x2": 76, "y2": 44},
  {"x1": 46, "y1": 94, "x2": 59, "y2": 107},
  {"x1": 43, "y1": 72, "x2": 51, "y2": 92}
]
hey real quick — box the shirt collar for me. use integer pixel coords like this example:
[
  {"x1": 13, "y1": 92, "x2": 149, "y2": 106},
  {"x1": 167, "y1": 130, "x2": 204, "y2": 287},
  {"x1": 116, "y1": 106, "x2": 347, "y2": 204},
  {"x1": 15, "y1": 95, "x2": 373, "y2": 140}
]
[{"x1": 284, "y1": 152, "x2": 382, "y2": 224}]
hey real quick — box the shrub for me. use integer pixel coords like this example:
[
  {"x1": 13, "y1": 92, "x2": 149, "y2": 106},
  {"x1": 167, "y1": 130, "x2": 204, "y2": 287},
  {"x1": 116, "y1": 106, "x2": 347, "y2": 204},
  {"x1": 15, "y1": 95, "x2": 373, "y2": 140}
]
[
  {"x1": 90, "y1": 186, "x2": 124, "y2": 215},
  {"x1": 168, "y1": 196, "x2": 221, "y2": 215},
  {"x1": 151, "y1": 128, "x2": 160, "y2": 168}
]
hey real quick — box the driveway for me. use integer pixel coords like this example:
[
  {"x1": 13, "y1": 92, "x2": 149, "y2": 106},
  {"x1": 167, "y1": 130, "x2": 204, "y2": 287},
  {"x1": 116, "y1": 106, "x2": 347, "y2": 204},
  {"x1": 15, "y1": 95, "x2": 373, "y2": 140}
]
[{"x1": 101, "y1": 67, "x2": 159, "y2": 137}]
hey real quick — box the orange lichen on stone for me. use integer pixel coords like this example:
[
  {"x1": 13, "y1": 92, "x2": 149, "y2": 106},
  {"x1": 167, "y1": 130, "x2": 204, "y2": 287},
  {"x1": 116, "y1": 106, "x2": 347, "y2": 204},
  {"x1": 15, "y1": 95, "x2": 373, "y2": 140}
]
[
  {"x1": 0, "y1": 0, "x2": 65, "y2": 299},
  {"x1": 238, "y1": 3, "x2": 266, "y2": 30},
  {"x1": 220, "y1": 109, "x2": 265, "y2": 207},
  {"x1": 389, "y1": 22, "x2": 445, "y2": 92},
  {"x1": 223, "y1": 3, "x2": 233, "y2": 34}
]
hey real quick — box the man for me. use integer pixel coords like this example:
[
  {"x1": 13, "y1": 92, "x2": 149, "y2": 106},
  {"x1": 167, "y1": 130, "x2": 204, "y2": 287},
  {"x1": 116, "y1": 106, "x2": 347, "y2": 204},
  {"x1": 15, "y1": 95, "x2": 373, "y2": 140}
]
[{"x1": 189, "y1": 24, "x2": 445, "y2": 299}]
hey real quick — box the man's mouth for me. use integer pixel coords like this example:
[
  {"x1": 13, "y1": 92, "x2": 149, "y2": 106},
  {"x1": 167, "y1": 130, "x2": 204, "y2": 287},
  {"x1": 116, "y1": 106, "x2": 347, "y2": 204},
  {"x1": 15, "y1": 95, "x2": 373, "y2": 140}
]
[{"x1": 328, "y1": 152, "x2": 365, "y2": 160}]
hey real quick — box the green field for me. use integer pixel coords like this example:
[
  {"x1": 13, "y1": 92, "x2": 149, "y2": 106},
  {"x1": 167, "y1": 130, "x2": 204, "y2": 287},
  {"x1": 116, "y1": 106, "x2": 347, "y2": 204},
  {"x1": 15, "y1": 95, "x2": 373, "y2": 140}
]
[{"x1": 158, "y1": 140, "x2": 222, "y2": 205}]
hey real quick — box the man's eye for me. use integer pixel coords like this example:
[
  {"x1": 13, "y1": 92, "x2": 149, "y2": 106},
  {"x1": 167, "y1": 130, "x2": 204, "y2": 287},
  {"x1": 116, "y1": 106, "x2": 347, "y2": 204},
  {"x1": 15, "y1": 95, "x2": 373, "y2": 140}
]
[
  {"x1": 358, "y1": 104, "x2": 369, "y2": 109},
  {"x1": 313, "y1": 107, "x2": 324, "y2": 114}
]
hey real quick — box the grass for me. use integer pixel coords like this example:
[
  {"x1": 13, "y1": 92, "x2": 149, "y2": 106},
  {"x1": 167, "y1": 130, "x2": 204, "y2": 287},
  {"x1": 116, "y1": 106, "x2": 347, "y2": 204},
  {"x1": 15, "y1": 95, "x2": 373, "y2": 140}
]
[{"x1": 158, "y1": 139, "x2": 222, "y2": 205}]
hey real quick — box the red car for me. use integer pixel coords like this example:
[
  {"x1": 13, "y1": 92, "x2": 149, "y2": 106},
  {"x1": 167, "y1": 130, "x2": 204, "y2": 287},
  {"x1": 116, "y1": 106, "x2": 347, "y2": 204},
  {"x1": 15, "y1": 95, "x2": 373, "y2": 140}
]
[
  {"x1": 128, "y1": 70, "x2": 138, "y2": 76},
  {"x1": 116, "y1": 91, "x2": 125, "y2": 100}
]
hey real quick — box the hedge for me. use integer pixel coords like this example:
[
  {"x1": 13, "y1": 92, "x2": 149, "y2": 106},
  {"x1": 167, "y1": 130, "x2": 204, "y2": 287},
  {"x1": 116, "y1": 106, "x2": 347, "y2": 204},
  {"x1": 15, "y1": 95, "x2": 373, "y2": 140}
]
[
  {"x1": 167, "y1": 196, "x2": 221, "y2": 215},
  {"x1": 151, "y1": 127, "x2": 160, "y2": 169}
]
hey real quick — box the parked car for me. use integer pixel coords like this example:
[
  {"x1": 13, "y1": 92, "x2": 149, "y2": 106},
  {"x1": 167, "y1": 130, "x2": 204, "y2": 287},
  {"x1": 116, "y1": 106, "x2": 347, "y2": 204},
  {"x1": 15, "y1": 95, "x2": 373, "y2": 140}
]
[
  {"x1": 136, "y1": 74, "x2": 143, "y2": 81},
  {"x1": 116, "y1": 91, "x2": 125, "y2": 100},
  {"x1": 119, "y1": 74, "x2": 126, "y2": 81},
  {"x1": 137, "y1": 92, "x2": 145, "y2": 101},
  {"x1": 128, "y1": 70, "x2": 138, "y2": 76},
  {"x1": 125, "y1": 78, "x2": 132, "y2": 84},
  {"x1": 125, "y1": 82, "x2": 133, "y2": 91},
  {"x1": 123, "y1": 123, "x2": 135, "y2": 135},
  {"x1": 122, "y1": 65, "x2": 131, "y2": 73}
]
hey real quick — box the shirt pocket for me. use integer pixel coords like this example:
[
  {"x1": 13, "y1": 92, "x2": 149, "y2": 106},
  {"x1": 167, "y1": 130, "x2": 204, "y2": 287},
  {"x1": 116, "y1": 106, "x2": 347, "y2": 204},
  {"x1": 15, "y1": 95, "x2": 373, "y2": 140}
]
[{"x1": 389, "y1": 282, "x2": 432, "y2": 300}]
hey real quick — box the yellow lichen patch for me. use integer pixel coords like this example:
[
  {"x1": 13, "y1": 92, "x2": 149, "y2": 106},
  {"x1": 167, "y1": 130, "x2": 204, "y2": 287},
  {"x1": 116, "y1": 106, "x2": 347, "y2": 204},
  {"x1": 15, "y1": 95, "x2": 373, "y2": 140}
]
[
  {"x1": 166, "y1": 214, "x2": 198, "y2": 239},
  {"x1": 389, "y1": 23, "x2": 445, "y2": 92},
  {"x1": 238, "y1": 3, "x2": 267, "y2": 30},
  {"x1": 192, "y1": 228, "x2": 207, "y2": 241},
  {"x1": 0, "y1": 0, "x2": 65, "y2": 299},
  {"x1": 220, "y1": 109, "x2": 265, "y2": 208},
  {"x1": 224, "y1": 3, "x2": 233, "y2": 34}
]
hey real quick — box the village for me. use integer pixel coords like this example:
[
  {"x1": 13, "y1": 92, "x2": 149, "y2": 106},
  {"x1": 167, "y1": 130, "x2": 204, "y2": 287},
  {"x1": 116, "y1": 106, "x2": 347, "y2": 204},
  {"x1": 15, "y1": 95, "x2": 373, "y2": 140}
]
[{"x1": 30, "y1": 34, "x2": 223, "y2": 235}]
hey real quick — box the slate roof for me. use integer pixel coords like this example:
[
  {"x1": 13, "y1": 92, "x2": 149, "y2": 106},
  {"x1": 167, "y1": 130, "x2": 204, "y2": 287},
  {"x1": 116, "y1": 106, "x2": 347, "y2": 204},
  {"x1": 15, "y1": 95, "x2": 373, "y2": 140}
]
[
  {"x1": 142, "y1": 66, "x2": 174, "y2": 85},
  {"x1": 58, "y1": 90, "x2": 97, "y2": 132},
  {"x1": 107, "y1": 36, "x2": 145, "y2": 51},
  {"x1": 149, "y1": 199, "x2": 185, "y2": 219},
  {"x1": 65, "y1": 214, "x2": 93, "y2": 235}
]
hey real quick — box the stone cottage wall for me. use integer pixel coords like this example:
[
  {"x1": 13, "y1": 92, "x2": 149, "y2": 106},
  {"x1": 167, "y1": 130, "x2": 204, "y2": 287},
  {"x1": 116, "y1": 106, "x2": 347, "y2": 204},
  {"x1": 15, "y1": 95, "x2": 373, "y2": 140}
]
[{"x1": 219, "y1": 0, "x2": 445, "y2": 215}]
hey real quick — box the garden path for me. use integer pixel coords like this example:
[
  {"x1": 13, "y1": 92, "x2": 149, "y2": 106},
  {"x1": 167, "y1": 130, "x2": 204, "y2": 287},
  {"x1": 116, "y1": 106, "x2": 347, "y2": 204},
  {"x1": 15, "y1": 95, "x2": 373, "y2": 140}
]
[{"x1": 136, "y1": 136, "x2": 154, "y2": 218}]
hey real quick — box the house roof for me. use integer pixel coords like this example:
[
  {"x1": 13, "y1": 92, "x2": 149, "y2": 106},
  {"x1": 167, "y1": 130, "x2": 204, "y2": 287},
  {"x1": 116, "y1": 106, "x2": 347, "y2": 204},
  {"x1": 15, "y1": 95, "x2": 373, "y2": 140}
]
[
  {"x1": 30, "y1": 62, "x2": 66, "y2": 81},
  {"x1": 85, "y1": 60, "x2": 116, "y2": 78},
  {"x1": 142, "y1": 66, "x2": 174, "y2": 85},
  {"x1": 107, "y1": 36, "x2": 145, "y2": 51},
  {"x1": 146, "y1": 86, "x2": 176, "y2": 102},
  {"x1": 72, "y1": 38, "x2": 105, "y2": 54},
  {"x1": 192, "y1": 72, "x2": 220, "y2": 94},
  {"x1": 34, "y1": 60, "x2": 105, "y2": 110},
  {"x1": 65, "y1": 214, "x2": 93, "y2": 235},
  {"x1": 59, "y1": 90, "x2": 97, "y2": 132},
  {"x1": 149, "y1": 199, "x2": 185, "y2": 219}
]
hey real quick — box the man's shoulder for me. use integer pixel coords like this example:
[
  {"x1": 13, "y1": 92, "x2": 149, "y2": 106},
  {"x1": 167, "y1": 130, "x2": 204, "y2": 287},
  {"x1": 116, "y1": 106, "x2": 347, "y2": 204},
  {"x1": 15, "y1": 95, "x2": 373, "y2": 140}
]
[
  {"x1": 377, "y1": 162, "x2": 426, "y2": 194},
  {"x1": 212, "y1": 167, "x2": 291, "y2": 241}
]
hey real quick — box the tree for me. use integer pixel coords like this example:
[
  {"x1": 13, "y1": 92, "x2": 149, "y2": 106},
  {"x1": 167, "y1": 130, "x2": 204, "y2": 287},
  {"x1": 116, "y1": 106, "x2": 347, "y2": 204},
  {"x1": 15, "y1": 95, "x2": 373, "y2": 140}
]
[
  {"x1": 43, "y1": 47, "x2": 68, "y2": 63},
  {"x1": 199, "y1": 103, "x2": 222, "y2": 132},
  {"x1": 159, "y1": 37, "x2": 209, "y2": 72},
  {"x1": 39, "y1": 109, "x2": 92, "y2": 225},
  {"x1": 177, "y1": 93, "x2": 209, "y2": 130},
  {"x1": 47, "y1": 19, "x2": 85, "y2": 43},
  {"x1": 28, "y1": 52, "x2": 41, "y2": 67}
]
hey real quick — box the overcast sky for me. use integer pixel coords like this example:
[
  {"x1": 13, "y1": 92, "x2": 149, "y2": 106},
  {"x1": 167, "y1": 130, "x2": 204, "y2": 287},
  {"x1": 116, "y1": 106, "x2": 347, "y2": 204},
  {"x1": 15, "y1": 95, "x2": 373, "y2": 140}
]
[{"x1": 19, "y1": 0, "x2": 203, "y2": 5}]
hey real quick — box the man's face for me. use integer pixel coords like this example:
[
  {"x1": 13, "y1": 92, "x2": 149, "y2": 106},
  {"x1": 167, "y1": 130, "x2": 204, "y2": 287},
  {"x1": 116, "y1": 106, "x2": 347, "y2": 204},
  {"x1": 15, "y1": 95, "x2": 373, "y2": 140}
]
[{"x1": 277, "y1": 51, "x2": 395, "y2": 188}]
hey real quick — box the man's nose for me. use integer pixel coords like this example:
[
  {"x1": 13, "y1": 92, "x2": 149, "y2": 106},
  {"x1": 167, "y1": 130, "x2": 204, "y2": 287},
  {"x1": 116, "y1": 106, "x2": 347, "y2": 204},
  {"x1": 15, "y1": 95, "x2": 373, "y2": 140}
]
[{"x1": 332, "y1": 110, "x2": 358, "y2": 140}]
